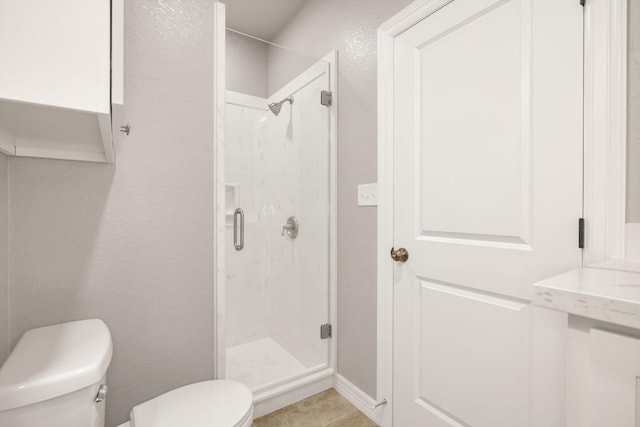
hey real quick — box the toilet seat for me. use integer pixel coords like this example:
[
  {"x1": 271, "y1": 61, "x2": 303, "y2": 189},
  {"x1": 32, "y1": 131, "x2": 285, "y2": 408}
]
[{"x1": 130, "y1": 380, "x2": 253, "y2": 427}]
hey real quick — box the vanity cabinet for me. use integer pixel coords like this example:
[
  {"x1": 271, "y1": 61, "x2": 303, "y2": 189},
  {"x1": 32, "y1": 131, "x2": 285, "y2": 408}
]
[
  {"x1": 533, "y1": 260, "x2": 640, "y2": 426},
  {"x1": 0, "y1": 0, "x2": 123, "y2": 163}
]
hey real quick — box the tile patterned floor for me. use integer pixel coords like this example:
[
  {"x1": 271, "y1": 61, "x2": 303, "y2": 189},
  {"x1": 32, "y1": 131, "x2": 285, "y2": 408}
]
[{"x1": 253, "y1": 389, "x2": 378, "y2": 427}]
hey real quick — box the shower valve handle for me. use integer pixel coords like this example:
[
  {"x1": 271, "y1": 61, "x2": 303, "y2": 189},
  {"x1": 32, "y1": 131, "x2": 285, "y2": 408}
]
[{"x1": 281, "y1": 216, "x2": 299, "y2": 238}]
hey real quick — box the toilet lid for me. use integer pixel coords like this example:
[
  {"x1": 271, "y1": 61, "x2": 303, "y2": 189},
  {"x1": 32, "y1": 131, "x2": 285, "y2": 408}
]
[{"x1": 130, "y1": 380, "x2": 253, "y2": 427}]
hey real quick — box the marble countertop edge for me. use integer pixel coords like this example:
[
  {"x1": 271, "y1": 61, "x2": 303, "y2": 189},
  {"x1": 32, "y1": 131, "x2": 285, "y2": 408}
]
[{"x1": 533, "y1": 259, "x2": 640, "y2": 329}]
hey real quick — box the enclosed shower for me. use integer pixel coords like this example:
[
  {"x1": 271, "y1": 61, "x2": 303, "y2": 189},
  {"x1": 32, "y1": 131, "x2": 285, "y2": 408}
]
[{"x1": 218, "y1": 25, "x2": 336, "y2": 414}]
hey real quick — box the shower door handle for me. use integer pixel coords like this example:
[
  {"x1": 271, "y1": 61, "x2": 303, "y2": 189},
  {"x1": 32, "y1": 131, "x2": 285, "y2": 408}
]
[{"x1": 234, "y1": 208, "x2": 244, "y2": 251}]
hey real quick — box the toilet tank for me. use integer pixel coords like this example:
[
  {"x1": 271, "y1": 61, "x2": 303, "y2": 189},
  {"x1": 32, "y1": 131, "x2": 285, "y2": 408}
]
[{"x1": 0, "y1": 319, "x2": 113, "y2": 427}]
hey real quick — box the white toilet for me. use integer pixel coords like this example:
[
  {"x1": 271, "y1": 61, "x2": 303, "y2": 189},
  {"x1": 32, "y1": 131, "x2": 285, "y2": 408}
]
[
  {"x1": 0, "y1": 319, "x2": 253, "y2": 427},
  {"x1": 117, "y1": 380, "x2": 253, "y2": 427},
  {"x1": 0, "y1": 319, "x2": 113, "y2": 427}
]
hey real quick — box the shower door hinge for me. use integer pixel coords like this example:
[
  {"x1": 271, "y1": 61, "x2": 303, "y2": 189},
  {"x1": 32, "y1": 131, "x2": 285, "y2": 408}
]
[
  {"x1": 320, "y1": 90, "x2": 333, "y2": 107},
  {"x1": 578, "y1": 218, "x2": 585, "y2": 249},
  {"x1": 320, "y1": 323, "x2": 332, "y2": 339}
]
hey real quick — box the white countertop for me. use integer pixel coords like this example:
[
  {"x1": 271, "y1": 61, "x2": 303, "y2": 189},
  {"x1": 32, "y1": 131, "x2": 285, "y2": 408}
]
[{"x1": 533, "y1": 259, "x2": 640, "y2": 329}]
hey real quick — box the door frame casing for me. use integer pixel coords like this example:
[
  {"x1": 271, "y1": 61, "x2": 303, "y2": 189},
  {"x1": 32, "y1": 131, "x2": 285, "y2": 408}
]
[
  {"x1": 376, "y1": 2, "x2": 458, "y2": 425},
  {"x1": 376, "y1": 0, "x2": 628, "y2": 425},
  {"x1": 213, "y1": 1, "x2": 226, "y2": 379},
  {"x1": 583, "y1": 0, "x2": 628, "y2": 264}
]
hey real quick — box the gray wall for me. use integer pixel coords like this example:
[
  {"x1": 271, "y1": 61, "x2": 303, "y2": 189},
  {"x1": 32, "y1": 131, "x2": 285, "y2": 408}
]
[
  {"x1": 7, "y1": 1, "x2": 216, "y2": 426},
  {"x1": 628, "y1": 0, "x2": 640, "y2": 223},
  {"x1": 0, "y1": 154, "x2": 8, "y2": 365},
  {"x1": 226, "y1": 28, "x2": 318, "y2": 99},
  {"x1": 271, "y1": 0, "x2": 413, "y2": 397},
  {"x1": 226, "y1": 30, "x2": 269, "y2": 98},
  {"x1": 267, "y1": 44, "x2": 318, "y2": 97}
]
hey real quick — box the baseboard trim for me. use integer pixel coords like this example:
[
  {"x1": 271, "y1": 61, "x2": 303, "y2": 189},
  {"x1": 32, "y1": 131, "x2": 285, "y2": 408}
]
[{"x1": 334, "y1": 373, "x2": 380, "y2": 424}]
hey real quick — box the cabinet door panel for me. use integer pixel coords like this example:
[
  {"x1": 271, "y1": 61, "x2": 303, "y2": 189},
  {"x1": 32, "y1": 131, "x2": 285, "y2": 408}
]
[
  {"x1": 590, "y1": 329, "x2": 640, "y2": 427},
  {"x1": 0, "y1": 0, "x2": 110, "y2": 113}
]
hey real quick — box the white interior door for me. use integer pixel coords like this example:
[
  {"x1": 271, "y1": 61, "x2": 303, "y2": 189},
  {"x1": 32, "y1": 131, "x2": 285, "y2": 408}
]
[{"x1": 391, "y1": 0, "x2": 583, "y2": 425}]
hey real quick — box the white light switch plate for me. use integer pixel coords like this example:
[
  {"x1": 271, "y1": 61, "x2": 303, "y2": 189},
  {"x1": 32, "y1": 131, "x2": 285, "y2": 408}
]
[{"x1": 358, "y1": 183, "x2": 378, "y2": 206}]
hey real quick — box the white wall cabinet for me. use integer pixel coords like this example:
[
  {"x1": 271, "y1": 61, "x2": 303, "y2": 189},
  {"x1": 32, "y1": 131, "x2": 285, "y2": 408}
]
[{"x1": 0, "y1": 0, "x2": 123, "y2": 163}]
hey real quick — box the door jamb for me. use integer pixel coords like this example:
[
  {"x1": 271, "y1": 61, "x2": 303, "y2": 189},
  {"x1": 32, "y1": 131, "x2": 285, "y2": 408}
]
[
  {"x1": 377, "y1": 2, "x2": 454, "y2": 426},
  {"x1": 376, "y1": 0, "x2": 628, "y2": 425},
  {"x1": 582, "y1": 0, "x2": 628, "y2": 264},
  {"x1": 213, "y1": 1, "x2": 226, "y2": 379}
]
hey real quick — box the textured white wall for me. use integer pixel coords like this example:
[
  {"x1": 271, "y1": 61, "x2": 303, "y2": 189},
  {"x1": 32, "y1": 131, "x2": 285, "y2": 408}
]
[
  {"x1": 628, "y1": 0, "x2": 640, "y2": 223},
  {"x1": 270, "y1": 0, "x2": 413, "y2": 397},
  {"x1": 226, "y1": 30, "x2": 269, "y2": 98},
  {"x1": 0, "y1": 154, "x2": 7, "y2": 365},
  {"x1": 7, "y1": 1, "x2": 215, "y2": 426}
]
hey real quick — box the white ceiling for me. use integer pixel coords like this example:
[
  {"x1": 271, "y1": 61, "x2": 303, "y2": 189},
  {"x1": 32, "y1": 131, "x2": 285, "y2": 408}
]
[{"x1": 220, "y1": 0, "x2": 311, "y2": 41}]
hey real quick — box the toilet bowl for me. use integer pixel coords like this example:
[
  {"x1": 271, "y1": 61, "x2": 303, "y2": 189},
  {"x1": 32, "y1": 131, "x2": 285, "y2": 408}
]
[{"x1": 117, "y1": 380, "x2": 253, "y2": 427}]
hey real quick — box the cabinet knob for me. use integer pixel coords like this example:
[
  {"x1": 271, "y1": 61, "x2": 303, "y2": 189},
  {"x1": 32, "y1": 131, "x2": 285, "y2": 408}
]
[{"x1": 120, "y1": 123, "x2": 131, "y2": 135}]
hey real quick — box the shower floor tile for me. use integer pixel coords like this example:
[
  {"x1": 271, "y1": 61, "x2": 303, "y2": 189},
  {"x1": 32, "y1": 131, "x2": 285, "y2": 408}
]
[{"x1": 226, "y1": 337, "x2": 307, "y2": 390}]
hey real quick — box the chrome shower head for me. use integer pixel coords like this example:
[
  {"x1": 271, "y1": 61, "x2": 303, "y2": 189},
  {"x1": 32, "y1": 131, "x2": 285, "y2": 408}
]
[
  {"x1": 268, "y1": 96, "x2": 294, "y2": 116},
  {"x1": 268, "y1": 102, "x2": 282, "y2": 116}
]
